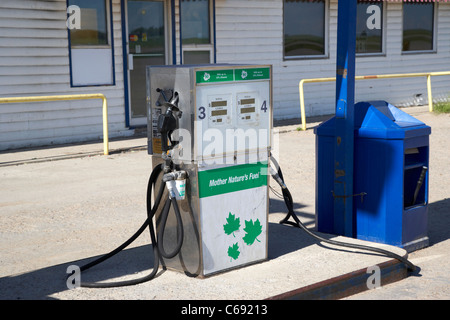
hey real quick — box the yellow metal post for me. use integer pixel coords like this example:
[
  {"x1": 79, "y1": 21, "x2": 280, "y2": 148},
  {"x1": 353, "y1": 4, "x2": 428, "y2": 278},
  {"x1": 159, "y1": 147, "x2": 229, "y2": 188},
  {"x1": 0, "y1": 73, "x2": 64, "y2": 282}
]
[
  {"x1": 0, "y1": 94, "x2": 109, "y2": 155},
  {"x1": 298, "y1": 77, "x2": 335, "y2": 131},
  {"x1": 102, "y1": 97, "x2": 109, "y2": 155},
  {"x1": 299, "y1": 80, "x2": 307, "y2": 131},
  {"x1": 427, "y1": 74, "x2": 433, "y2": 112}
]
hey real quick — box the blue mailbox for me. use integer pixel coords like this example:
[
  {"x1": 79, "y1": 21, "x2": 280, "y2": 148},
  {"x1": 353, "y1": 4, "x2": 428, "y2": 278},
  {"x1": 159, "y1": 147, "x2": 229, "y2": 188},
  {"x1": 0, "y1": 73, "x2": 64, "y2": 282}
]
[{"x1": 315, "y1": 101, "x2": 431, "y2": 252}]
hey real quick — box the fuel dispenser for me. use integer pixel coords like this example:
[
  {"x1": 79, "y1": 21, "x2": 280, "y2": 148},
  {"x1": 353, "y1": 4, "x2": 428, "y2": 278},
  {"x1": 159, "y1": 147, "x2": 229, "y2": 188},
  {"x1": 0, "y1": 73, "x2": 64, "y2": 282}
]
[
  {"x1": 69, "y1": 1, "x2": 422, "y2": 288},
  {"x1": 146, "y1": 65, "x2": 272, "y2": 277}
]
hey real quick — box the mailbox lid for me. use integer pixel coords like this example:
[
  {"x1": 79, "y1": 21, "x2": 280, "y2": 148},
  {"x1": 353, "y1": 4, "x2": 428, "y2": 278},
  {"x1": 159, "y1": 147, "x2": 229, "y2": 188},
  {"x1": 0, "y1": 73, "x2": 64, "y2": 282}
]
[
  {"x1": 314, "y1": 100, "x2": 431, "y2": 140},
  {"x1": 355, "y1": 101, "x2": 431, "y2": 140}
]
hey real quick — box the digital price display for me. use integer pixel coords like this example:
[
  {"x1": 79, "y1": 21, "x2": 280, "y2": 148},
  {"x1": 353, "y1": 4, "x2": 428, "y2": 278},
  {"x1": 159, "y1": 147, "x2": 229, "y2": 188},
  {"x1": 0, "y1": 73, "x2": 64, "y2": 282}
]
[{"x1": 237, "y1": 93, "x2": 258, "y2": 124}]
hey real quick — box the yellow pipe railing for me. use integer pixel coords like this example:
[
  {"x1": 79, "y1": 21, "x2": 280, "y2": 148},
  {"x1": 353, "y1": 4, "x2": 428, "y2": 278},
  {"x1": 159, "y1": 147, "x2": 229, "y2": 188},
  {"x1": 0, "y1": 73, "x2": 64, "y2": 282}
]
[
  {"x1": 0, "y1": 93, "x2": 109, "y2": 155},
  {"x1": 298, "y1": 71, "x2": 450, "y2": 131}
]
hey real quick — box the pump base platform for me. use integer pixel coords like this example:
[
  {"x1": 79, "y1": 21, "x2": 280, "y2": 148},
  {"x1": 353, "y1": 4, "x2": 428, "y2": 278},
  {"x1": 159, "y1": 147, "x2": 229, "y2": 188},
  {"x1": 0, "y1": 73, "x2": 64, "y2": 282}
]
[{"x1": 401, "y1": 236, "x2": 429, "y2": 254}]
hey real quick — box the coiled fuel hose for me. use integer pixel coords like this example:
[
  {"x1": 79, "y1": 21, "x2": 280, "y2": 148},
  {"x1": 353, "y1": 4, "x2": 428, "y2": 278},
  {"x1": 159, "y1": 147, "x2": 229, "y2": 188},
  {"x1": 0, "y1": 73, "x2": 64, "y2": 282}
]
[
  {"x1": 269, "y1": 155, "x2": 418, "y2": 273},
  {"x1": 73, "y1": 163, "x2": 185, "y2": 288},
  {"x1": 69, "y1": 155, "x2": 417, "y2": 288}
]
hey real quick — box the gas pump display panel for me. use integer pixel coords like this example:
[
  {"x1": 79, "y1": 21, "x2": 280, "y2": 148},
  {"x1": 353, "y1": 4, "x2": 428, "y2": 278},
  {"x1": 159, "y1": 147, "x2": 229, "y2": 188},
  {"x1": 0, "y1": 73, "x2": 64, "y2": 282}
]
[
  {"x1": 207, "y1": 94, "x2": 231, "y2": 126},
  {"x1": 195, "y1": 66, "x2": 272, "y2": 162}
]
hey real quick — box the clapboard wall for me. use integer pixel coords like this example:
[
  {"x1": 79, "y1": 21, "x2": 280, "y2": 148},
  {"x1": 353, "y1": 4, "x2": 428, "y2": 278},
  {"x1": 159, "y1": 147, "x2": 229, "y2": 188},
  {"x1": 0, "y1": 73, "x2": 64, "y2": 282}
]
[
  {"x1": 0, "y1": 0, "x2": 128, "y2": 151},
  {"x1": 215, "y1": 0, "x2": 450, "y2": 119},
  {"x1": 1, "y1": 0, "x2": 449, "y2": 151}
]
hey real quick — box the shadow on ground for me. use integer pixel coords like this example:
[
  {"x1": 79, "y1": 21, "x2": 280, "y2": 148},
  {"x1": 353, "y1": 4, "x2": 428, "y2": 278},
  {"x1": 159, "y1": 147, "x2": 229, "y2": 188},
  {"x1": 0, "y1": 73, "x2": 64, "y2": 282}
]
[
  {"x1": 0, "y1": 197, "x2": 316, "y2": 300},
  {"x1": 0, "y1": 244, "x2": 158, "y2": 299},
  {"x1": 428, "y1": 197, "x2": 450, "y2": 245}
]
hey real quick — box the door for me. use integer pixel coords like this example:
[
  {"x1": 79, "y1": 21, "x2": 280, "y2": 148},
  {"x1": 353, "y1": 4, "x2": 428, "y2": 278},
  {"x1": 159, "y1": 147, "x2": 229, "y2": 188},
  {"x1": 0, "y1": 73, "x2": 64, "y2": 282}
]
[{"x1": 127, "y1": 0, "x2": 167, "y2": 126}]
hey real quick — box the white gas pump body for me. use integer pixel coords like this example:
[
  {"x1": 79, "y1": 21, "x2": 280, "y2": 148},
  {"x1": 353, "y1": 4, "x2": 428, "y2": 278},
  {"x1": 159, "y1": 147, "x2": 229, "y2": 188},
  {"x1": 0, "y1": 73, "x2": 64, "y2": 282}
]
[{"x1": 147, "y1": 65, "x2": 272, "y2": 276}]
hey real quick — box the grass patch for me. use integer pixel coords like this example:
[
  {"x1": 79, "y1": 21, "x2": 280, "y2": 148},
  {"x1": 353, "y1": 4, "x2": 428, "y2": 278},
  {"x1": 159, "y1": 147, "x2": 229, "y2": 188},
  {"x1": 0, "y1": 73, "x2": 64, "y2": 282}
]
[{"x1": 433, "y1": 100, "x2": 450, "y2": 114}]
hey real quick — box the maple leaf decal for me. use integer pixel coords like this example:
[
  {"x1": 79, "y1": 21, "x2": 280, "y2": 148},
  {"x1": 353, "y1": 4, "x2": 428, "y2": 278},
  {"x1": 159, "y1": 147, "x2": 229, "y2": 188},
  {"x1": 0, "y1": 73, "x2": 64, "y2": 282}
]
[
  {"x1": 227, "y1": 243, "x2": 240, "y2": 261},
  {"x1": 243, "y1": 219, "x2": 262, "y2": 245},
  {"x1": 223, "y1": 212, "x2": 240, "y2": 237}
]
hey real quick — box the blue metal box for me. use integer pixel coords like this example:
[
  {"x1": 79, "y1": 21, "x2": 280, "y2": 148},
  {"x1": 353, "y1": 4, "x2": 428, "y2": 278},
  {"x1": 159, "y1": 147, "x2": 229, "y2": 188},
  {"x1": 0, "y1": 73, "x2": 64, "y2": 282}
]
[{"x1": 315, "y1": 101, "x2": 431, "y2": 252}]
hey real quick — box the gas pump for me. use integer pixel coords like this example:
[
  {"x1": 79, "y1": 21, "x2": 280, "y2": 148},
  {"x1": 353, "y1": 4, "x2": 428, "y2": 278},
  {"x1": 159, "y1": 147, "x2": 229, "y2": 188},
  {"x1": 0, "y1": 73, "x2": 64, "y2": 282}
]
[
  {"x1": 72, "y1": 65, "x2": 274, "y2": 287},
  {"x1": 147, "y1": 65, "x2": 273, "y2": 277}
]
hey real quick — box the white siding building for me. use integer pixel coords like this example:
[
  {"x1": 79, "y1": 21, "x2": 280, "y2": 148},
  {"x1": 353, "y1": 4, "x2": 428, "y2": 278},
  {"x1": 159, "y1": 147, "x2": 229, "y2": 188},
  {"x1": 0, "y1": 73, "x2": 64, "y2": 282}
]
[{"x1": 1, "y1": 0, "x2": 449, "y2": 151}]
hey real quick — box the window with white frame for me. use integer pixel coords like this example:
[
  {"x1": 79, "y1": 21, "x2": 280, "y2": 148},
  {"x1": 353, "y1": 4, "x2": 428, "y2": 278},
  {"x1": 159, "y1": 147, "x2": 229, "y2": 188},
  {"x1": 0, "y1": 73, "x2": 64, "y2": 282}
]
[
  {"x1": 356, "y1": 0, "x2": 384, "y2": 55},
  {"x1": 180, "y1": 0, "x2": 214, "y2": 64},
  {"x1": 283, "y1": 0, "x2": 327, "y2": 59},
  {"x1": 67, "y1": 0, "x2": 114, "y2": 87},
  {"x1": 402, "y1": 2, "x2": 435, "y2": 52}
]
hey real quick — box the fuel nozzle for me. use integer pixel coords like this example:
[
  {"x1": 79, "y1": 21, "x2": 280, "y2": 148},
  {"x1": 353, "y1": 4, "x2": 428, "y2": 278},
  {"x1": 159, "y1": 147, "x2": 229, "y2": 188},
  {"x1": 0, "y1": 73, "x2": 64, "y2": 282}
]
[
  {"x1": 157, "y1": 91, "x2": 180, "y2": 154},
  {"x1": 162, "y1": 91, "x2": 179, "y2": 112}
]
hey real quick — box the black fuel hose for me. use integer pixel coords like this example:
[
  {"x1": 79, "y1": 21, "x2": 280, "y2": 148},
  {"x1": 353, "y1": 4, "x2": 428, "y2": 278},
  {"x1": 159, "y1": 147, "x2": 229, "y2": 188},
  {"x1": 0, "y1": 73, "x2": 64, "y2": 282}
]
[
  {"x1": 157, "y1": 196, "x2": 184, "y2": 259},
  {"x1": 270, "y1": 156, "x2": 418, "y2": 273},
  {"x1": 74, "y1": 163, "x2": 184, "y2": 288}
]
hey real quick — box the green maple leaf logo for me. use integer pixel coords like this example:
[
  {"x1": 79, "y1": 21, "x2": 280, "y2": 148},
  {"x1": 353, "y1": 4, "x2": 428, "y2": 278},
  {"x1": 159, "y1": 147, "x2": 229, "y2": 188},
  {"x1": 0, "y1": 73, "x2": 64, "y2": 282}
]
[
  {"x1": 228, "y1": 243, "x2": 240, "y2": 261},
  {"x1": 242, "y1": 219, "x2": 262, "y2": 245},
  {"x1": 223, "y1": 212, "x2": 240, "y2": 237}
]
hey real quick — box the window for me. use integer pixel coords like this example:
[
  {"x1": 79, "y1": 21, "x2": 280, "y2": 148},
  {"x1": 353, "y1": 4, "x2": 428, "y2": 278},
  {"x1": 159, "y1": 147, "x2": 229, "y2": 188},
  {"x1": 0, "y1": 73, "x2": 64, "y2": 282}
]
[
  {"x1": 181, "y1": 0, "x2": 210, "y2": 45},
  {"x1": 67, "y1": 0, "x2": 114, "y2": 86},
  {"x1": 402, "y1": 3, "x2": 435, "y2": 52},
  {"x1": 356, "y1": 1, "x2": 383, "y2": 55},
  {"x1": 180, "y1": 0, "x2": 214, "y2": 64},
  {"x1": 283, "y1": 0, "x2": 327, "y2": 59},
  {"x1": 68, "y1": 0, "x2": 109, "y2": 47},
  {"x1": 183, "y1": 50, "x2": 211, "y2": 64}
]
